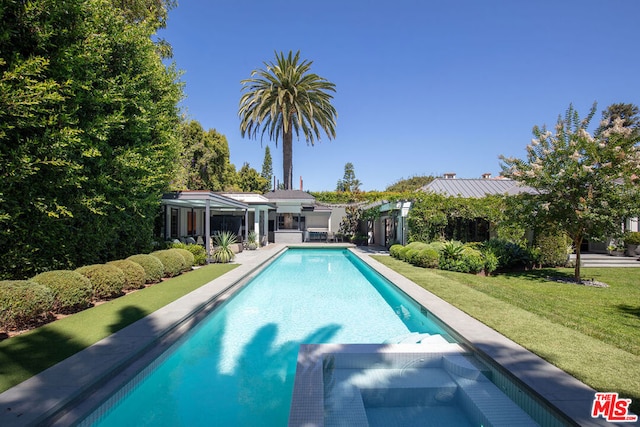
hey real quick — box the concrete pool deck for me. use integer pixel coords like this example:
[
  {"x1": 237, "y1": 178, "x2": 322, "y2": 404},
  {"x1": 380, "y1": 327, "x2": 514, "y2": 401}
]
[{"x1": 0, "y1": 244, "x2": 628, "y2": 426}]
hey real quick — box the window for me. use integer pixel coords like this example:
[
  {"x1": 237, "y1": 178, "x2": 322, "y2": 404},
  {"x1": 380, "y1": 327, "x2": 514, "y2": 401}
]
[
  {"x1": 170, "y1": 208, "x2": 179, "y2": 238},
  {"x1": 187, "y1": 210, "x2": 196, "y2": 236}
]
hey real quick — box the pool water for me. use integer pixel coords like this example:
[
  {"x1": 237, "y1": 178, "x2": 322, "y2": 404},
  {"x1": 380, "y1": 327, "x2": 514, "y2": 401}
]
[{"x1": 86, "y1": 248, "x2": 448, "y2": 426}]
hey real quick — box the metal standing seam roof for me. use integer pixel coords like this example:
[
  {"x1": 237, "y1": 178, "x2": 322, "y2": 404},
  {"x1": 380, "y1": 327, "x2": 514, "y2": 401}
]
[{"x1": 420, "y1": 178, "x2": 536, "y2": 198}]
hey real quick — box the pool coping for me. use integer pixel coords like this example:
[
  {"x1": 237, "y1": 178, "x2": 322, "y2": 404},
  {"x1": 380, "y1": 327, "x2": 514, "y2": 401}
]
[
  {"x1": 0, "y1": 244, "x2": 627, "y2": 426},
  {"x1": 350, "y1": 249, "x2": 625, "y2": 427},
  {"x1": 0, "y1": 244, "x2": 289, "y2": 427}
]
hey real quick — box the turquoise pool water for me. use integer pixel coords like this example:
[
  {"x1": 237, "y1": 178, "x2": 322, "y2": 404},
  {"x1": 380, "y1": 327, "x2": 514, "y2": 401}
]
[{"x1": 86, "y1": 248, "x2": 448, "y2": 426}]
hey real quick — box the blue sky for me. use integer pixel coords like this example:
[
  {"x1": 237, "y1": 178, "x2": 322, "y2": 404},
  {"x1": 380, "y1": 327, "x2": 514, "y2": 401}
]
[{"x1": 158, "y1": 1, "x2": 640, "y2": 192}]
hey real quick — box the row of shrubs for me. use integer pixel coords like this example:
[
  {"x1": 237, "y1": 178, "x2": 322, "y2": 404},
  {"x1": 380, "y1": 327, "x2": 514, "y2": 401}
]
[
  {"x1": 389, "y1": 238, "x2": 560, "y2": 275},
  {"x1": 0, "y1": 244, "x2": 207, "y2": 332}
]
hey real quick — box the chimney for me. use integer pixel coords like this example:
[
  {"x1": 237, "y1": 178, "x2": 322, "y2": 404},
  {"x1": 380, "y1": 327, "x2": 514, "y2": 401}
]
[
  {"x1": 300, "y1": 176, "x2": 303, "y2": 191},
  {"x1": 482, "y1": 173, "x2": 492, "y2": 179},
  {"x1": 444, "y1": 172, "x2": 456, "y2": 179}
]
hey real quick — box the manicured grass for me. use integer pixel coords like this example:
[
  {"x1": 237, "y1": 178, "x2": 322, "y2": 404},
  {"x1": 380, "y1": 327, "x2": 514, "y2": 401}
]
[
  {"x1": 372, "y1": 256, "x2": 640, "y2": 414},
  {"x1": 0, "y1": 264, "x2": 237, "y2": 393}
]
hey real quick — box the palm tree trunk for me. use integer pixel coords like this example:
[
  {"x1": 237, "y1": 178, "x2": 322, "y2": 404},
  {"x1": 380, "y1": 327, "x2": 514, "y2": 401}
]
[{"x1": 283, "y1": 126, "x2": 293, "y2": 190}]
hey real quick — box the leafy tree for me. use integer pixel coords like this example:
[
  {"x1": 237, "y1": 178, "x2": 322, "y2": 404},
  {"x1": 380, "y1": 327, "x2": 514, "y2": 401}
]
[
  {"x1": 386, "y1": 175, "x2": 435, "y2": 192},
  {"x1": 595, "y1": 103, "x2": 640, "y2": 138},
  {"x1": 500, "y1": 103, "x2": 640, "y2": 281},
  {"x1": 0, "y1": 0, "x2": 182, "y2": 278},
  {"x1": 261, "y1": 146, "x2": 273, "y2": 189},
  {"x1": 173, "y1": 120, "x2": 236, "y2": 191},
  {"x1": 336, "y1": 162, "x2": 362, "y2": 192},
  {"x1": 237, "y1": 162, "x2": 271, "y2": 193},
  {"x1": 239, "y1": 50, "x2": 337, "y2": 190}
]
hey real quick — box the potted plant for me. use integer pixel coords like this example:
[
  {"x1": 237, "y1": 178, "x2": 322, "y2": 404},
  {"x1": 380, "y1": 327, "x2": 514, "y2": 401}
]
[
  {"x1": 623, "y1": 231, "x2": 640, "y2": 256},
  {"x1": 607, "y1": 242, "x2": 626, "y2": 256}
]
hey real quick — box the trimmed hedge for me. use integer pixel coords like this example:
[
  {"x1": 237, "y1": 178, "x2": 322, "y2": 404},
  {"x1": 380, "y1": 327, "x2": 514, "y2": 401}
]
[
  {"x1": 127, "y1": 254, "x2": 164, "y2": 283},
  {"x1": 412, "y1": 247, "x2": 440, "y2": 268},
  {"x1": 171, "y1": 242, "x2": 206, "y2": 266},
  {"x1": 31, "y1": 270, "x2": 93, "y2": 314},
  {"x1": 76, "y1": 264, "x2": 126, "y2": 300},
  {"x1": 151, "y1": 250, "x2": 186, "y2": 277},
  {"x1": 0, "y1": 280, "x2": 54, "y2": 330},
  {"x1": 107, "y1": 260, "x2": 146, "y2": 290},
  {"x1": 535, "y1": 230, "x2": 569, "y2": 267},
  {"x1": 389, "y1": 244, "x2": 404, "y2": 259},
  {"x1": 169, "y1": 248, "x2": 195, "y2": 271}
]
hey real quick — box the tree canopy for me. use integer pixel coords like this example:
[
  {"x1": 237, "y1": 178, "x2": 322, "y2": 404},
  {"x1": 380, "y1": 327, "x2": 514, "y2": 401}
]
[
  {"x1": 500, "y1": 103, "x2": 640, "y2": 281},
  {"x1": 336, "y1": 162, "x2": 362, "y2": 192},
  {"x1": 0, "y1": 0, "x2": 182, "y2": 278},
  {"x1": 238, "y1": 50, "x2": 337, "y2": 190}
]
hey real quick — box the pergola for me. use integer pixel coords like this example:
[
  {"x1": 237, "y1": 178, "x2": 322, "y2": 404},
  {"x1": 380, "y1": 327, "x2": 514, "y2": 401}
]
[{"x1": 161, "y1": 191, "x2": 249, "y2": 260}]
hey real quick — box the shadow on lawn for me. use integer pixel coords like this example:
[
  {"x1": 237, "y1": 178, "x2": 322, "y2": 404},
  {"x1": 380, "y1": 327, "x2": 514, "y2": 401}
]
[
  {"x1": 496, "y1": 268, "x2": 574, "y2": 282},
  {"x1": 0, "y1": 327, "x2": 85, "y2": 387},
  {"x1": 617, "y1": 304, "x2": 640, "y2": 320}
]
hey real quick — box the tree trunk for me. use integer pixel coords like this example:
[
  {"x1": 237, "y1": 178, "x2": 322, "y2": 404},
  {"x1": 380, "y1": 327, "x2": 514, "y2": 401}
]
[
  {"x1": 573, "y1": 235, "x2": 583, "y2": 282},
  {"x1": 282, "y1": 126, "x2": 293, "y2": 190}
]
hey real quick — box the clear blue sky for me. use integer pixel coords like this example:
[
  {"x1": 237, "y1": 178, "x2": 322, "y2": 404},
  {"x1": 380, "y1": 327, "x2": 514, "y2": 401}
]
[{"x1": 158, "y1": 0, "x2": 640, "y2": 192}]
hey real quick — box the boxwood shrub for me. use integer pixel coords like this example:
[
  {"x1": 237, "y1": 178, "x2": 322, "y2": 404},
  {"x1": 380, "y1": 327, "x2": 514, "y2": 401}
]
[
  {"x1": 151, "y1": 250, "x2": 186, "y2": 277},
  {"x1": 389, "y1": 244, "x2": 404, "y2": 259},
  {"x1": 412, "y1": 247, "x2": 440, "y2": 268},
  {"x1": 0, "y1": 280, "x2": 54, "y2": 330},
  {"x1": 75, "y1": 264, "x2": 126, "y2": 300},
  {"x1": 107, "y1": 260, "x2": 146, "y2": 290},
  {"x1": 31, "y1": 270, "x2": 93, "y2": 314},
  {"x1": 127, "y1": 254, "x2": 164, "y2": 283},
  {"x1": 171, "y1": 242, "x2": 206, "y2": 266},
  {"x1": 169, "y1": 248, "x2": 195, "y2": 271}
]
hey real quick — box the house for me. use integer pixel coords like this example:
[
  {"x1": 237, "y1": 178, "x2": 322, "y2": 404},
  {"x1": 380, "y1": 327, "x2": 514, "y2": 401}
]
[
  {"x1": 160, "y1": 189, "x2": 345, "y2": 249},
  {"x1": 160, "y1": 191, "x2": 251, "y2": 256},
  {"x1": 262, "y1": 190, "x2": 344, "y2": 243}
]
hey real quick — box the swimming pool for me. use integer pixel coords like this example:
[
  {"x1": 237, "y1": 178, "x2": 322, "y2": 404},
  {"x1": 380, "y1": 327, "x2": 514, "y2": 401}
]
[{"x1": 82, "y1": 248, "x2": 453, "y2": 426}]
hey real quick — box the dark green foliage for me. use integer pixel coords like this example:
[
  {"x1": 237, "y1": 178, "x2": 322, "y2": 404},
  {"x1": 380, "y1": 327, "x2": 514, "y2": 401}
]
[
  {"x1": 107, "y1": 260, "x2": 146, "y2": 290},
  {"x1": 0, "y1": 280, "x2": 54, "y2": 330},
  {"x1": 484, "y1": 239, "x2": 533, "y2": 271},
  {"x1": 151, "y1": 250, "x2": 185, "y2": 277},
  {"x1": 236, "y1": 162, "x2": 270, "y2": 193},
  {"x1": 170, "y1": 242, "x2": 206, "y2": 265},
  {"x1": 169, "y1": 248, "x2": 194, "y2": 271},
  {"x1": 385, "y1": 175, "x2": 435, "y2": 192},
  {"x1": 31, "y1": 270, "x2": 93, "y2": 313},
  {"x1": 412, "y1": 248, "x2": 440, "y2": 268},
  {"x1": 408, "y1": 193, "x2": 506, "y2": 243},
  {"x1": 336, "y1": 162, "x2": 362, "y2": 193},
  {"x1": 0, "y1": 0, "x2": 182, "y2": 279},
  {"x1": 461, "y1": 247, "x2": 485, "y2": 274},
  {"x1": 623, "y1": 232, "x2": 640, "y2": 246},
  {"x1": 75, "y1": 264, "x2": 125, "y2": 300},
  {"x1": 172, "y1": 121, "x2": 237, "y2": 191},
  {"x1": 389, "y1": 244, "x2": 404, "y2": 258},
  {"x1": 261, "y1": 146, "x2": 273, "y2": 185},
  {"x1": 535, "y1": 230, "x2": 570, "y2": 267},
  {"x1": 127, "y1": 254, "x2": 164, "y2": 283}
]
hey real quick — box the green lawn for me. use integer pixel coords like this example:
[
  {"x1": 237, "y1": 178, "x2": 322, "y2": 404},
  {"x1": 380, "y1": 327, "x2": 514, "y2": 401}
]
[
  {"x1": 0, "y1": 263, "x2": 237, "y2": 393},
  {"x1": 372, "y1": 255, "x2": 640, "y2": 414}
]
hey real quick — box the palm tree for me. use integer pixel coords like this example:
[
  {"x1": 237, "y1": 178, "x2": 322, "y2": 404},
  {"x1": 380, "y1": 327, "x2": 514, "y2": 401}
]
[{"x1": 239, "y1": 50, "x2": 337, "y2": 190}]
